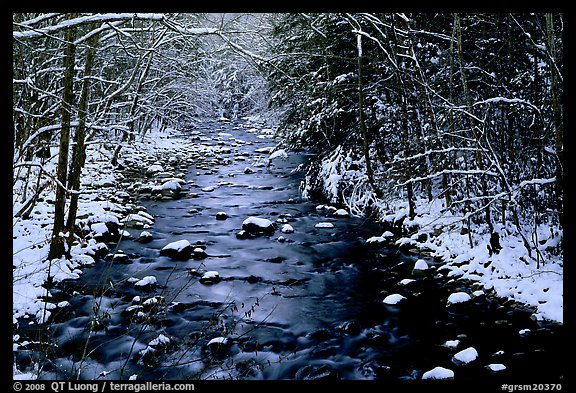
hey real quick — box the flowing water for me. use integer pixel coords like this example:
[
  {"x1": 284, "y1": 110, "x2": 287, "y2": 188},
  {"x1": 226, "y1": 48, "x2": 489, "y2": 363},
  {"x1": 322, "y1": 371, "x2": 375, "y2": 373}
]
[{"x1": 15, "y1": 119, "x2": 564, "y2": 383}]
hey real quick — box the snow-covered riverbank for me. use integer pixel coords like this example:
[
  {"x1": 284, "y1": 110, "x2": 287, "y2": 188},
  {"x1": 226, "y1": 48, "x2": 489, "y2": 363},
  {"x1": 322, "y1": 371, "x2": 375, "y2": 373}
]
[
  {"x1": 13, "y1": 117, "x2": 269, "y2": 378},
  {"x1": 307, "y1": 152, "x2": 563, "y2": 324}
]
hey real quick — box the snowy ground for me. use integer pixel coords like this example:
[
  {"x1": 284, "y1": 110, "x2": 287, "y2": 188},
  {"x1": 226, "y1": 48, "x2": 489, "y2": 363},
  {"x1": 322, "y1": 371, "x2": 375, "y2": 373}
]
[
  {"x1": 13, "y1": 115, "x2": 563, "y2": 378},
  {"x1": 13, "y1": 123, "x2": 195, "y2": 326},
  {"x1": 383, "y1": 198, "x2": 563, "y2": 324},
  {"x1": 310, "y1": 149, "x2": 563, "y2": 324}
]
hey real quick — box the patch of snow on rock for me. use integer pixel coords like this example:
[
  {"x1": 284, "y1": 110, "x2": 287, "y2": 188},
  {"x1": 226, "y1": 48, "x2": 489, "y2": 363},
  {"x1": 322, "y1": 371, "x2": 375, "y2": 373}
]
[
  {"x1": 161, "y1": 239, "x2": 190, "y2": 252},
  {"x1": 487, "y1": 364, "x2": 506, "y2": 372},
  {"x1": 422, "y1": 366, "x2": 454, "y2": 380},
  {"x1": 134, "y1": 276, "x2": 157, "y2": 288},
  {"x1": 413, "y1": 259, "x2": 429, "y2": 271},
  {"x1": 383, "y1": 294, "x2": 406, "y2": 305},
  {"x1": 443, "y1": 339, "x2": 460, "y2": 349},
  {"x1": 453, "y1": 347, "x2": 478, "y2": 364},
  {"x1": 447, "y1": 292, "x2": 471, "y2": 306}
]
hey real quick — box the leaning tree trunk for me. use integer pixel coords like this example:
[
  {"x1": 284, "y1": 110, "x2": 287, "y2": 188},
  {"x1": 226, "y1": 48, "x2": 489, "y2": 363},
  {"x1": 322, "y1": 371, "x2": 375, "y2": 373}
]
[{"x1": 47, "y1": 20, "x2": 77, "y2": 261}]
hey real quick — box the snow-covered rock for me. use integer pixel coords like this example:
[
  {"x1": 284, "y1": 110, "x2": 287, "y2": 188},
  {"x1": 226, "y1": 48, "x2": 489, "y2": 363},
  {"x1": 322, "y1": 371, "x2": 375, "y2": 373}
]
[
  {"x1": 447, "y1": 292, "x2": 472, "y2": 306},
  {"x1": 365, "y1": 236, "x2": 387, "y2": 247},
  {"x1": 142, "y1": 296, "x2": 163, "y2": 310},
  {"x1": 207, "y1": 336, "x2": 229, "y2": 347},
  {"x1": 236, "y1": 230, "x2": 251, "y2": 239},
  {"x1": 242, "y1": 217, "x2": 275, "y2": 235},
  {"x1": 200, "y1": 271, "x2": 220, "y2": 285},
  {"x1": 383, "y1": 294, "x2": 406, "y2": 305},
  {"x1": 365, "y1": 231, "x2": 395, "y2": 247},
  {"x1": 452, "y1": 347, "x2": 478, "y2": 364},
  {"x1": 472, "y1": 290, "x2": 485, "y2": 297},
  {"x1": 216, "y1": 212, "x2": 229, "y2": 220},
  {"x1": 152, "y1": 180, "x2": 181, "y2": 199},
  {"x1": 159, "y1": 239, "x2": 192, "y2": 259},
  {"x1": 149, "y1": 334, "x2": 171, "y2": 349},
  {"x1": 331, "y1": 209, "x2": 349, "y2": 217},
  {"x1": 91, "y1": 222, "x2": 109, "y2": 235},
  {"x1": 269, "y1": 149, "x2": 288, "y2": 161},
  {"x1": 111, "y1": 253, "x2": 130, "y2": 263},
  {"x1": 487, "y1": 364, "x2": 506, "y2": 372},
  {"x1": 123, "y1": 213, "x2": 154, "y2": 228},
  {"x1": 146, "y1": 164, "x2": 164, "y2": 175},
  {"x1": 133, "y1": 276, "x2": 157, "y2": 289},
  {"x1": 90, "y1": 221, "x2": 120, "y2": 243},
  {"x1": 422, "y1": 366, "x2": 454, "y2": 380},
  {"x1": 442, "y1": 339, "x2": 460, "y2": 349},
  {"x1": 136, "y1": 231, "x2": 153, "y2": 243},
  {"x1": 281, "y1": 224, "x2": 294, "y2": 234},
  {"x1": 255, "y1": 146, "x2": 274, "y2": 154},
  {"x1": 519, "y1": 328, "x2": 531, "y2": 336},
  {"x1": 315, "y1": 222, "x2": 334, "y2": 229},
  {"x1": 412, "y1": 259, "x2": 429, "y2": 274},
  {"x1": 193, "y1": 247, "x2": 208, "y2": 260},
  {"x1": 398, "y1": 279, "x2": 416, "y2": 286}
]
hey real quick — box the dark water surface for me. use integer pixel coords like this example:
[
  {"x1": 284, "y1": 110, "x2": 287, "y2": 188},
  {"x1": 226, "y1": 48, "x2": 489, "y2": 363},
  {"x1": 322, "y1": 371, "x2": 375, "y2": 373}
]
[{"x1": 16, "y1": 120, "x2": 563, "y2": 384}]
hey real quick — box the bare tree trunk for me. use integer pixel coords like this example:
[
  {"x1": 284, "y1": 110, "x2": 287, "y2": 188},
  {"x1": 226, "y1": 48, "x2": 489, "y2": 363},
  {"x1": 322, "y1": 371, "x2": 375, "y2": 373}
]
[
  {"x1": 391, "y1": 14, "x2": 417, "y2": 220},
  {"x1": 546, "y1": 13, "x2": 563, "y2": 228},
  {"x1": 47, "y1": 19, "x2": 77, "y2": 261},
  {"x1": 111, "y1": 50, "x2": 154, "y2": 166},
  {"x1": 356, "y1": 33, "x2": 380, "y2": 197},
  {"x1": 455, "y1": 13, "x2": 494, "y2": 235},
  {"x1": 65, "y1": 28, "x2": 100, "y2": 250}
]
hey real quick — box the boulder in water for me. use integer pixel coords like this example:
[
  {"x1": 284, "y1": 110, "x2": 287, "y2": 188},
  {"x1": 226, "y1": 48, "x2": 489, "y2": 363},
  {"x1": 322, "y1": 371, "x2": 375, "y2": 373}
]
[
  {"x1": 160, "y1": 239, "x2": 192, "y2": 260},
  {"x1": 242, "y1": 217, "x2": 275, "y2": 236},
  {"x1": 136, "y1": 231, "x2": 153, "y2": 243},
  {"x1": 422, "y1": 366, "x2": 454, "y2": 380},
  {"x1": 200, "y1": 271, "x2": 220, "y2": 285},
  {"x1": 216, "y1": 212, "x2": 229, "y2": 220},
  {"x1": 151, "y1": 180, "x2": 181, "y2": 199}
]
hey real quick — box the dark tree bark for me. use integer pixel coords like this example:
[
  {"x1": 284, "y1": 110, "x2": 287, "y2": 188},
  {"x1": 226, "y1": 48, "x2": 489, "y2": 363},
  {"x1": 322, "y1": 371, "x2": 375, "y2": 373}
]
[
  {"x1": 65, "y1": 27, "x2": 100, "y2": 250},
  {"x1": 356, "y1": 33, "x2": 380, "y2": 197},
  {"x1": 546, "y1": 13, "x2": 563, "y2": 229},
  {"x1": 47, "y1": 19, "x2": 77, "y2": 261},
  {"x1": 454, "y1": 13, "x2": 494, "y2": 235}
]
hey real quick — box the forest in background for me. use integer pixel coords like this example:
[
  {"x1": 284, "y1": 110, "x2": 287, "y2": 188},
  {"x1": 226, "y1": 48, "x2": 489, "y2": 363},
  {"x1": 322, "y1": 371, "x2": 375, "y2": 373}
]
[{"x1": 13, "y1": 12, "x2": 563, "y2": 289}]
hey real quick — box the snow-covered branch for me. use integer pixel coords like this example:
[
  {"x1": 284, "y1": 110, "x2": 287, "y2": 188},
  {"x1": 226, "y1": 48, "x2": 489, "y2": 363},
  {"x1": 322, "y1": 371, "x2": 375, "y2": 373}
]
[
  {"x1": 395, "y1": 169, "x2": 499, "y2": 187},
  {"x1": 384, "y1": 147, "x2": 485, "y2": 166},
  {"x1": 473, "y1": 97, "x2": 541, "y2": 114},
  {"x1": 13, "y1": 13, "x2": 165, "y2": 39}
]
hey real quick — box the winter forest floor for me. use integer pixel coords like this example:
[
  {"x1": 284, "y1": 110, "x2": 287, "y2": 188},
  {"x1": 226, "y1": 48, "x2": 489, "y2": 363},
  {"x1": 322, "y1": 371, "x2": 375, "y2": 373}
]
[{"x1": 12, "y1": 115, "x2": 563, "y2": 380}]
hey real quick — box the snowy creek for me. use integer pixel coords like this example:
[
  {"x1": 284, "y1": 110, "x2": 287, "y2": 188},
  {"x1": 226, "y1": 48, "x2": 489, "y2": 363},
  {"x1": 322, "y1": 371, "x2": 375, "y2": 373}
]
[{"x1": 16, "y1": 120, "x2": 563, "y2": 382}]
